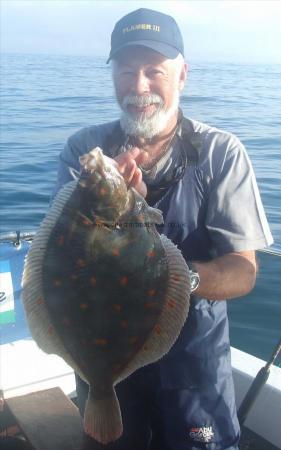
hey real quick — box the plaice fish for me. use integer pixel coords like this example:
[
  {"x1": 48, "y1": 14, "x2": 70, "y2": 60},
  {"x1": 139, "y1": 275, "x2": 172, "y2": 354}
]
[{"x1": 22, "y1": 148, "x2": 190, "y2": 445}]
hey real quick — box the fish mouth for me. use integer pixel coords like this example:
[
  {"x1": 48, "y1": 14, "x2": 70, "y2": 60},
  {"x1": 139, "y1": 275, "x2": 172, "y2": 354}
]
[{"x1": 79, "y1": 149, "x2": 123, "y2": 181}]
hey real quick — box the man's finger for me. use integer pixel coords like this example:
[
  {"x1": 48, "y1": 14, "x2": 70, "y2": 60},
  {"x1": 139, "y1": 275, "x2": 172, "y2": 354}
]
[
  {"x1": 115, "y1": 147, "x2": 142, "y2": 171},
  {"x1": 113, "y1": 148, "x2": 147, "y2": 196},
  {"x1": 135, "y1": 151, "x2": 149, "y2": 168},
  {"x1": 129, "y1": 167, "x2": 147, "y2": 198},
  {"x1": 122, "y1": 159, "x2": 137, "y2": 185}
]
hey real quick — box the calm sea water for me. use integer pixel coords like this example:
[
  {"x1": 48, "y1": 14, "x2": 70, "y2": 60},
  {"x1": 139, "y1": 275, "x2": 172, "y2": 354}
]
[{"x1": 0, "y1": 53, "x2": 280, "y2": 363}]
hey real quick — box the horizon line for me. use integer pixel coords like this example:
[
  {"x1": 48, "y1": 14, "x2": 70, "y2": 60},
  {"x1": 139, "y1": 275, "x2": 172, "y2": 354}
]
[{"x1": 2, "y1": 51, "x2": 281, "y2": 66}]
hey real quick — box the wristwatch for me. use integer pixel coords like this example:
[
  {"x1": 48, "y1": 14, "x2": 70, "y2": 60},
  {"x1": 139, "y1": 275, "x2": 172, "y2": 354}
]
[{"x1": 188, "y1": 263, "x2": 200, "y2": 293}]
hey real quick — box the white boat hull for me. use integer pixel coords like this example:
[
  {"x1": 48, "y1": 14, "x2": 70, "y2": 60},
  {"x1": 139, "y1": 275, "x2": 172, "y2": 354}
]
[{"x1": 232, "y1": 347, "x2": 281, "y2": 449}]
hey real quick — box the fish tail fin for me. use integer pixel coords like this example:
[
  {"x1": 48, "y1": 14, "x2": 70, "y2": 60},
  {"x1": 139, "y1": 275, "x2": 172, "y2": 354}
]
[{"x1": 84, "y1": 386, "x2": 123, "y2": 444}]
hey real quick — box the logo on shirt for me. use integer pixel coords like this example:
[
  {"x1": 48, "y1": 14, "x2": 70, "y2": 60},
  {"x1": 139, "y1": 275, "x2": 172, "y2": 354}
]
[{"x1": 189, "y1": 426, "x2": 214, "y2": 443}]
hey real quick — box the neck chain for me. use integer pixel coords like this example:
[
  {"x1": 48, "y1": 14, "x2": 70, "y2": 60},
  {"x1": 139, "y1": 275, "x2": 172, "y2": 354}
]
[{"x1": 137, "y1": 124, "x2": 179, "y2": 172}]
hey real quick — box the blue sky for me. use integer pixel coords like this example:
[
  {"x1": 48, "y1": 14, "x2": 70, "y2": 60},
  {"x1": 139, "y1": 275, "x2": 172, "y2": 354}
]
[{"x1": 1, "y1": 0, "x2": 281, "y2": 63}]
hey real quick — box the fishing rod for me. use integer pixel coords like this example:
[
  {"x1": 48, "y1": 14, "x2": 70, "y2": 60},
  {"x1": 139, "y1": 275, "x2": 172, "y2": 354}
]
[
  {"x1": 0, "y1": 231, "x2": 36, "y2": 248},
  {"x1": 238, "y1": 337, "x2": 281, "y2": 426}
]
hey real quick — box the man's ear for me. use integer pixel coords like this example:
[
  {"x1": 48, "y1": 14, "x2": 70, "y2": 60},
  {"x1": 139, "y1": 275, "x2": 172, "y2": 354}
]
[{"x1": 179, "y1": 62, "x2": 188, "y2": 91}]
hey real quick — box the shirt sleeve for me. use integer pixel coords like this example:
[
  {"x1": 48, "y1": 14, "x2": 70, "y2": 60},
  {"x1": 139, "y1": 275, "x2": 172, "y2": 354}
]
[
  {"x1": 205, "y1": 134, "x2": 273, "y2": 255},
  {"x1": 52, "y1": 126, "x2": 98, "y2": 198},
  {"x1": 52, "y1": 139, "x2": 81, "y2": 198}
]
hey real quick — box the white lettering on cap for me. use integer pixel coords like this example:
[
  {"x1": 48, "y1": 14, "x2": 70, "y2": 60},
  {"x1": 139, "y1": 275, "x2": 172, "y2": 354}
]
[{"x1": 122, "y1": 24, "x2": 160, "y2": 33}]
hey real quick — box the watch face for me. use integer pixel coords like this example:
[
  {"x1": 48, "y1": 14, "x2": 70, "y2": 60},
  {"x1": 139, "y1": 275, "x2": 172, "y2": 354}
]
[{"x1": 189, "y1": 270, "x2": 200, "y2": 293}]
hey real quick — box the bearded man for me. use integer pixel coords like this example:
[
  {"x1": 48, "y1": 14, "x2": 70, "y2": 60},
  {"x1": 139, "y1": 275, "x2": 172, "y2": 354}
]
[{"x1": 54, "y1": 8, "x2": 273, "y2": 450}]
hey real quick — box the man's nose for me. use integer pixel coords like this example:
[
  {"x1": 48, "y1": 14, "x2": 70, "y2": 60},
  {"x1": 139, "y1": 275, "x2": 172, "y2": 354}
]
[{"x1": 131, "y1": 71, "x2": 150, "y2": 95}]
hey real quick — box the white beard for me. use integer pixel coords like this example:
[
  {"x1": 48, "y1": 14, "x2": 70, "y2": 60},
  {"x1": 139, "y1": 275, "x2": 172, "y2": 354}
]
[{"x1": 119, "y1": 93, "x2": 179, "y2": 139}]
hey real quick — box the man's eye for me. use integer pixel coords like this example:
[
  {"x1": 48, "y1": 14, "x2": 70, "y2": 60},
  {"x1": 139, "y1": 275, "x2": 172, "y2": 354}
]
[{"x1": 149, "y1": 69, "x2": 163, "y2": 76}]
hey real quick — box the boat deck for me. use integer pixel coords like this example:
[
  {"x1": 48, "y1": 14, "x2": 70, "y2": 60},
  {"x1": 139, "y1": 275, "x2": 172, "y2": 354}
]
[
  {"x1": 1, "y1": 407, "x2": 280, "y2": 450},
  {"x1": 0, "y1": 426, "x2": 280, "y2": 450}
]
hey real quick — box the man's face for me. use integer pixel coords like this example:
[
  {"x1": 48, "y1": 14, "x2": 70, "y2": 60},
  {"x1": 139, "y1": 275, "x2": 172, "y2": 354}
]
[{"x1": 111, "y1": 47, "x2": 187, "y2": 139}]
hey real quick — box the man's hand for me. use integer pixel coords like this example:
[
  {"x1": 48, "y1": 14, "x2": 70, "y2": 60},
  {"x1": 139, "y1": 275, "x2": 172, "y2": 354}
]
[{"x1": 114, "y1": 147, "x2": 148, "y2": 197}]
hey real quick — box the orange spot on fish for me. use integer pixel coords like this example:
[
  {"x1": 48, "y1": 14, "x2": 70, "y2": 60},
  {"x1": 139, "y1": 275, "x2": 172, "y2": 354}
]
[
  {"x1": 90, "y1": 276, "x2": 97, "y2": 286},
  {"x1": 80, "y1": 303, "x2": 89, "y2": 310},
  {"x1": 120, "y1": 276, "x2": 128, "y2": 286},
  {"x1": 99, "y1": 187, "x2": 107, "y2": 196},
  {"x1": 148, "y1": 288, "x2": 157, "y2": 297},
  {"x1": 143, "y1": 345, "x2": 149, "y2": 351},
  {"x1": 129, "y1": 336, "x2": 138, "y2": 345},
  {"x1": 112, "y1": 248, "x2": 120, "y2": 256},
  {"x1": 113, "y1": 304, "x2": 123, "y2": 312},
  {"x1": 54, "y1": 279, "x2": 62, "y2": 287},
  {"x1": 147, "y1": 250, "x2": 156, "y2": 258},
  {"x1": 94, "y1": 339, "x2": 108, "y2": 346},
  {"x1": 36, "y1": 297, "x2": 44, "y2": 305},
  {"x1": 83, "y1": 218, "x2": 92, "y2": 226},
  {"x1": 95, "y1": 218, "x2": 105, "y2": 228},
  {"x1": 154, "y1": 325, "x2": 162, "y2": 335},
  {"x1": 57, "y1": 235, "x2": 64, "y2": 246},
  {"x1": 172, "y1": 275, "x2": 180, "y2": 282},
  {"x1": 144, "y1": 302, "x2": 157, "y2": 309},
  {"x1": 120, "y1": 320, "x2": 128, "y2": 328},
  {"x1": 48, "y1": 325, "x2": 54, "y2": 335},
  {"x1": 167, "y1": 299, "x2": 176, "y2": 309},
  {"x1": 62, "y1": 317, "x2": 71, "y2": 326},
  {"x1": 77, "y1": 259, "x2": 86, "y2": 268}
]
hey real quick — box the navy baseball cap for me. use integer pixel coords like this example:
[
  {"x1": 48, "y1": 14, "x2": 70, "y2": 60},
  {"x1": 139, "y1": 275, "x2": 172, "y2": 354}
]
[{"x1": 107, "y1": 8, "x2": 184, "y2": 63}]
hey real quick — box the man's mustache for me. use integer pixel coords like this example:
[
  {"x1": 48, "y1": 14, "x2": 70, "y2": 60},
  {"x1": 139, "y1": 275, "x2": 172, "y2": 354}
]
[{"x1": 122, "y1": 94, "x2": 164, "y2": 109}]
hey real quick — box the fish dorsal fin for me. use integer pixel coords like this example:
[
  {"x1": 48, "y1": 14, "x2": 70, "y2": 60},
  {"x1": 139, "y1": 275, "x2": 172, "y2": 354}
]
[
  {"x1": 22, "y1": 180, "x2": 86, "y2": 382},
  {"x1": 114, "y1": 234, "x2": 190, "y2": 385}
]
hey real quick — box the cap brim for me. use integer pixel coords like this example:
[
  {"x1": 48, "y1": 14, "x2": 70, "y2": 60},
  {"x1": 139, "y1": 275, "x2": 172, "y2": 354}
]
[{"x1": 107, "y1": 40, "x2": 180, "y2": 64}]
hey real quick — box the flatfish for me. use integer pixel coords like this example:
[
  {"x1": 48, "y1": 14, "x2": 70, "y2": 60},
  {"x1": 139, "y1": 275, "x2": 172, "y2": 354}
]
[{"x1": 22, "y1": 148, "x2": 190, "y2": 444}]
